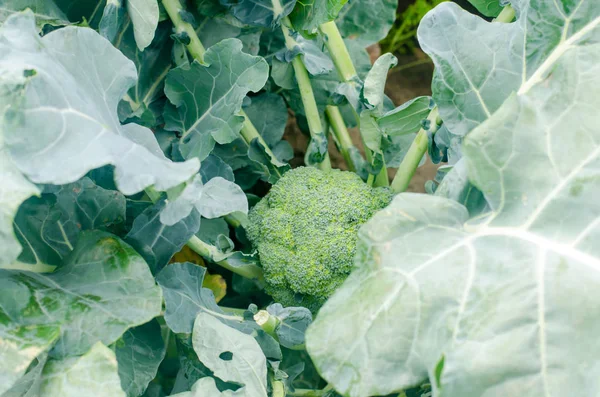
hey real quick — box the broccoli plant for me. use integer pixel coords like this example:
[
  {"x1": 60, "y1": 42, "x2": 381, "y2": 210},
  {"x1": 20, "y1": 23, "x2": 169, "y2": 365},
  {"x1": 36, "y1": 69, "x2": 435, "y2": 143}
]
[
  {"x1": 1, "y1": 0, "x2": 598, "y2": 396},
  {"x1": 246, "y1": 167, "x2": 392, "y2": 312}
]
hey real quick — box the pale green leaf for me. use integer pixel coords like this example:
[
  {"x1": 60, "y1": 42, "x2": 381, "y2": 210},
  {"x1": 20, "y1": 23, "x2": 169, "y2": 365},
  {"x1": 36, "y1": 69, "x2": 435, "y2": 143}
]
[
  {"x1": 99, "y1": 0, "x2": 125, "y2": 42},
  {"x1": 0, "y1": 12, "x2": 199, "y2": 196},
  {"x1": 40, "y1": 343, "x2": 126, "y2": 397},
  {"x1": 307, "y1": 38, "x2": 600, "y2": 397},
  {"x1": 126, "y1": 0, "x2": 159, "y2": 51},
  {"x1": 164, "y1": 39, "x2": 269, "y2": 161},
  {"x1": 198, "y1": 177, "x2": 248, "y2": 218},
  {"x1": 190, "y1": 313, "x2": 267, "y2": 397},
  {"x1": 377, "y1": 96, "x2": 431, "y2": 136},
  {"x1": 361, "y1": 53, "x2": 397, "y2": 111}
]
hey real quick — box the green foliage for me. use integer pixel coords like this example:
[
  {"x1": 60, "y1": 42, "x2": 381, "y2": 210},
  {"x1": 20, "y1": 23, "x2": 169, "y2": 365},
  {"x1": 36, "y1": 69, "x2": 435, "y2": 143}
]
[{"x1": 246, "y1": 167, "x2": 392, "y2": 312}]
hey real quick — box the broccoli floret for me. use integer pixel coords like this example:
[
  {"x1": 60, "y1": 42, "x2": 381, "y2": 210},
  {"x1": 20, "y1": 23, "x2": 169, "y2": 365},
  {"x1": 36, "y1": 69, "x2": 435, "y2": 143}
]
[{"x1": 246, "y1": 167, "x2": 392, "y2": 312}]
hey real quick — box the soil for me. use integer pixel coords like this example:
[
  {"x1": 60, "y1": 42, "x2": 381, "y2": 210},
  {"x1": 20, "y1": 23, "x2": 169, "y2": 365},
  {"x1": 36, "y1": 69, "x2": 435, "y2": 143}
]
[{"x1": 283, "y1": 46, "x2": 438, "y2": 193}]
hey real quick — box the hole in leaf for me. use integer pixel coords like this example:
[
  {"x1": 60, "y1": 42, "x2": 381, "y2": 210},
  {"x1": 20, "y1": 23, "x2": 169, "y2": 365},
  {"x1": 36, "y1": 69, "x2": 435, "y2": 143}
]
[{"x1": 219, "y1": 351, "x2": 233, "y2": 361}]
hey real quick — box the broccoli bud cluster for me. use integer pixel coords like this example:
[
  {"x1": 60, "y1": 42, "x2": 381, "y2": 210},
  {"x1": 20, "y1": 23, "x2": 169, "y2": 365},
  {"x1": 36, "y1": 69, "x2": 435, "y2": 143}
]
[{"x1": 246, "y1": 167, "x2": 392, "y2": 312}]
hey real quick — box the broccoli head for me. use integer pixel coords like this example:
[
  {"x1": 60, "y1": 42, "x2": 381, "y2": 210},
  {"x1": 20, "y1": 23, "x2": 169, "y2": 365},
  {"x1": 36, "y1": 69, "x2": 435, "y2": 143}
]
[{"x1": 246, "y1": 167, "x2": 392, "y2": 312}]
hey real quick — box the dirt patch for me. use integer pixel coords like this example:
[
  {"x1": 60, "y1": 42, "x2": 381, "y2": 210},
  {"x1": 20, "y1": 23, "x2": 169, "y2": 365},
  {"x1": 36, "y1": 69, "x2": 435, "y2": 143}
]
[{"x1": 283, "y1": 47, "x2": 438, "y2": 193}]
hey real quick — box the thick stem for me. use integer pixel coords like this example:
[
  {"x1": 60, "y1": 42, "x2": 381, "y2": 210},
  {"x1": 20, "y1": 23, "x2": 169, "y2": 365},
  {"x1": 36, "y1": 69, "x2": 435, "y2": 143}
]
[
  {"x1": 186, "y1": 235, "x2": 264, "y2": 281},
  {"x1": 254, "y1": 310, "x2": 280, "y2": 337},
  {"x1": 390, "y1": 107, "x2": 439, "y2": 194},
  {"x1": 161, "y1": 0, "x2": 206, "y2": 63},
  {"x1": 319, "y1": 21, "x2": 389, "y2": 186},
  {"x1": 319, "y1": 21, "x2": 357, "y2": 81},
  {"x1": 288, "y1": 385, "x2": 334, "y2": 397},
  {"x1": 272, "y1": 380, "x2": 286, "y2": 397},
  {"x1": 326, "y1": 105, "x2": 356, "y2": 171},
  {"x1": 494, "y1": 4, "x2": 515, "y2": 23},
  {"x1": 282, "y1": 17, "x2": 331, "y2": 171}
]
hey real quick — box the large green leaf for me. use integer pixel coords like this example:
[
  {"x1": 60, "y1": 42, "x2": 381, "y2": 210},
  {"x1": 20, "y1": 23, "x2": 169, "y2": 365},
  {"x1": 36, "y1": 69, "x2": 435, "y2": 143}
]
[
  {"x1": 126, "y1": 0, "x2": 159, "y2": 51},
  {"x1": 336, "y1": 0, "x2": 397, "y2": 46},
  {"x1": 0, "y1": 12, "x2": 199, "y2": 267},
  {"x1": 0, "y1": 0, "x2": 69, "y2": 28},
  {"x1": 466, "y1": 0, "x2": 503, "y2": 17},
  {"x1": 172, "y1": 313, "x2": 268, "y2": 397},
  {"x1": 115, "y1": 320, "x2": 166, "y2": 397},
  {"x1": 164, "y1": 39, "x2": 269, "y2": 161},
  {"x1": 417, "y1": 2, "x2": 521, "y2": 136},
  {"x1": 40, "y1": 343, "x2": 126, "y2": 397},
  {"x1": 0, "y1": 231, "x2": 162, "y2": 362},
  {"x1": 307, "y1": 24, "x2": 600, "y2": 397}
]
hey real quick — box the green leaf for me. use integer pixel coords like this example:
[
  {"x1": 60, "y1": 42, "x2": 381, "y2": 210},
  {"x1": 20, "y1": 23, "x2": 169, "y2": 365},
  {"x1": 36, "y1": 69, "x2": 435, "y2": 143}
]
[
  {"x1": 307, "y1": 37, "x2": 600, "y2": 397},
  {"x1": 0, "y1": 0, "x2": 69, "y2": 28},
  {"x1": 220, "y1": 0, "x2": 296, "y2": 27},
  {"x1": 157, "y1": 262, "x2": 254, "y2": 334},
  {"x1": 417, "y1": 2, "x2": 521, "y2": 136},
  {"x1": 289, "y1": 0, "x2": 348, "y2": 35},
  {"x1": 195, "y1": 15, "x2": 263, "y2": 55},
  {"x1": 267, "y1": 304, "x2": 312, "y2": 349},
  {"x1": 125, "y1": 200, "x2": 201, "y2": 274},
  {"x1": 14, "y1": 178, "x2": 126, "y2": 268},
  {"x1": 198, "y1": 177, "x2": 249, "y2": 218},
  {"x1": 433, "y1": 158, "x2": 488, "y2": 216},
  {"x1": 40, "y1": 343, "x2": 126, "y2": 397},
  {"x1": 115, "y1": 320, "x2": 166, "y2": 397},
  {"x1": 1, "y1": 353, "x2": 47, "y2": 397},
  {"x1": 116, "y1": 21, "x2": 173, "y2": 126},
  {"x1": 126, "y1": 0, "x2": 159, "y2": 51},
  {"x1": 175, "y1": 313, "x2": 268, "y2": 397},
  {"x1": 377, "y1": 96, "x2": 431, "y2": 136},
  {"x1": 0, "y1": 12, "x2": 199, "y2": 195},
  {"x1": 466, "y1": 0, "x2": 503, "y2": 17},
  {"x1": 244, "y1": 94, "x2": 288, "y2": 146},
  {"x1": 199, "y1": 155, "x2": 235, "y2": 183},
  {"x1": 164, "y1": 39, "x2": 269, "y2": 161},
  {"x1": 99, "y1": 0, "x2": 125, "y2": 42},
  {"x1": 336, "y1": 0, "x2": 397, "y2": 46},
  {"x1": 361, "y1": 53, "x2": 397, "y2": 111},
  {"x1": 0, "y1": 231, "x2": 162, "y2": 360}
]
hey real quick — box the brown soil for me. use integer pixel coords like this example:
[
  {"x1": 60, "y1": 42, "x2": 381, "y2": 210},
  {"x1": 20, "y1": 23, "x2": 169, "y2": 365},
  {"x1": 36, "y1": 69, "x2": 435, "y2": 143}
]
[{"x1": 283, "y1": 46, "x2": 438, "y2": 193}]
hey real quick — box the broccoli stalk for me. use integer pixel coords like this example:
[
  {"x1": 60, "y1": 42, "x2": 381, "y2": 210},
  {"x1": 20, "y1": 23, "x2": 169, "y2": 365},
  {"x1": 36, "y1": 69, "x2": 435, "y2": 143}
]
[
  {"x1": 246, "y1": 167, "x2": 392, "y2": 312},
  {"x1": 319, "y1": 21, "x2": 390, "y2": 188},
  {"x1": 281, "y1": 17, "x2": 332, "y2": 171}
]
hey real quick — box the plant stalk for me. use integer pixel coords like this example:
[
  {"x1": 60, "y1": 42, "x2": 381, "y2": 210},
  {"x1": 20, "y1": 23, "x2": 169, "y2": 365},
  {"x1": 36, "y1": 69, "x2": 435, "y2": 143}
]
[
  {"x1": 162, "y1": 0, "x2": 206, "y2": 63},
  {"x1": 282, "y1": 17, "x2": 332, "y2": 171},
  {"x1": 390, "y1": 107, "x2": 439, "y2": 193},
  {"x1": 494, "y1": 4, "x2": 515, "y2": 23},
  {"x1": 326, "y1": 105, "x2": 356, "y2": 171},
  {"x1": 254, "y1": 309, "x2": 280, "y2": 337},
  {"x1": 319, "y1": 21, "x2": 389, "y2": 186}
]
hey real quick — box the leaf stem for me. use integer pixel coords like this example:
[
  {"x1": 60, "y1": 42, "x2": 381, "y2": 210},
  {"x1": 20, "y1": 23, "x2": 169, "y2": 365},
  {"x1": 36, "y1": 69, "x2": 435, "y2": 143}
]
[
  {"x1": 390, "y1": 107, "x2": 439, "y2": 193},
  {"x1": 185, "y1": 235, "x2": 264, "y2": 281},
  {"x1": 494, "y1": 4, "x2": 515, "y2": 23},
  {"x1": 282, "y1": 17, "x2": 331, "y2": 171},
  {"x1": 272, "y1": 380, "x2": 286, "y2": 397},
  {"x1": 161, "y1": 0, "x2": 206, "y2": 63},
  {"x1": 2, "y1": 261, "x2": 56, "y2": 273},
  {"x1": 326, "y1": 105, "x2": 357, "y2": 171},
  {"x1": 319, "y1": 21, "x2": 389, "y2": 186},
  {"x1": 254, "y1": 309, "x2": 280, "y2": 337}
]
